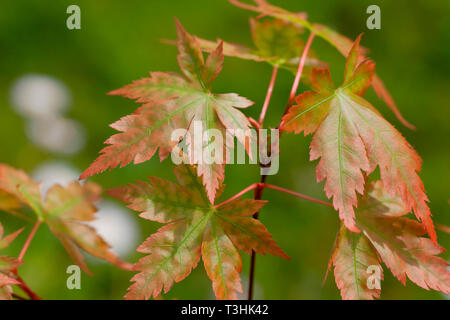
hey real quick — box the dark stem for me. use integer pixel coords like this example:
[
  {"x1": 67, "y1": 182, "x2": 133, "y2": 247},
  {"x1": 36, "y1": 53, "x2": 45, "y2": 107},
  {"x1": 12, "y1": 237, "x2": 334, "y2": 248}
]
[
  {"x1": 16, "y1": 275, "x2": 41, "y2": 300},
  {"x1": 248, "y1": 174, "x2": 267, "y2": 300}
]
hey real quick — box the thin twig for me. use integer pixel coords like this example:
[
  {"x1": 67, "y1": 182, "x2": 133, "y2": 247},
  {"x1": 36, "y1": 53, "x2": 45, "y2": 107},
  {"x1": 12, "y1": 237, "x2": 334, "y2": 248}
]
[
  {"x1": 288, "y1": 32, "x2": 316, "y2": 104},
  {"x1": 18, "y1": 220, "x2": 41, "y2": 262},
  {"x1": 215, "y1": 183, "x2": 332, "y2": 210},
  {"x1": 258, "y1": 65, "x2": 279, "y2": 126},
  {"x1": 11, "y1": 220, "x2": 42, "y2": 300},
  {"x1": 262, "y1": 184, "x2": 333, "y2": 208},
  {"x1": 248, "y1": 117, "x2": 261, "y2": 130},
  {"x1": 229, "y1": 0, "x2": 259, "y2": 12},
  {"x1": 215, "y1": 183, "x2": 260, "y2": 208}
]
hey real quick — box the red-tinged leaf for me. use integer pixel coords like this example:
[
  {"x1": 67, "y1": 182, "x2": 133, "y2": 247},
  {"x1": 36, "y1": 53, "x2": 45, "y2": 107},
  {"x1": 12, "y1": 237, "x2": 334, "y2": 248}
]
[
  {"x1": 0, "y1": 222, "x2": 22, "y2": 300},
  {"x1": 355, "y1": 181, "x2": 450, "y2": 294},
  {"x1": 175, "y1": 17, "x2": 205, "y2": 85},
  {"x1": 79, "y1": 99, "x2": 186, "y2": 179},
  {"x1": 83, "y1": 21, "x2": 255, "y2": 203},
  {"x1": 330, "y1": 181, "x2": 450, "y2": 299},
  {"x1": 190, "y1": 18, "x2": 327, "y2": 84},
  {"x1": 0, "y1": 285, "x2": 13, "y2": 300},
  {"x1": 0, "y1": 164, "x2": 44, "y2": 218},
  {"x1": 331, "y1": 225, "x2": 382, "y2": 300},
  {"x1": 202, "y1": 217, "x2": 242, "y2": 300},
  {"x1": 108, "y1": 165, "x2": 286, "y2": 300},
  {"x1": 230, "y1": 0, "x2": 414, "y2": 129},
  {"x1": 202, "y1": 41, "x2": 224, "y2": 89},
  {"x1": 44, "y1": 182, "x2": 130, "y2": 273},
  {"x1": 0, "y1": 190, "x2": 22, "y2": 213},
  {"x1": 0, "y1": 164, "x2": 130, "y2": 273},
  {"x1": 216, "y1": 198, "x2": 289, "y2": 259},
  {"x1": 0, "y1": 273, "x2": 20, "y2": 287},
  {"x1": 281, "y1": 36, "x2": 435, "y2": 240},
  {"x1": 0, "y1": 225, "x2": 23, "y2": 251},
  {"x1": 371, "y1": 75, "x2": 416, "y2": 130}
]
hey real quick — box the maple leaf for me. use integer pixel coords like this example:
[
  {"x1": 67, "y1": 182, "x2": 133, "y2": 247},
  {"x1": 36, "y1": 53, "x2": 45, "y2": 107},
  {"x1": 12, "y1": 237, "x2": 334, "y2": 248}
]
[
  {"x1": 0, "y1": 164, "x2": 128, "y2": 274},
  {"x1": 0, "y1": 222, "x2": 22, "y2": 300},
  {"x1": 81, "y1": 19, "x2": 255, "y2": 203},
  {"x1": 229, "y1": 0, "x2": 415, "y2": 129},
  {"x1": 330, "y1": 225, "x2": 382, "y2": 300},
  {"x1": 108, "y1": 165, "x2": 288, "y2": 300},
  {"x1": 186, "y1": 18, "x2": 327, "y2": 84},
  {"x1": 329, "y1": 181, "x2": 450, "y2": 299},
  {"x1": 281, "y1": 35, "x2": 436, "y2": 242}
]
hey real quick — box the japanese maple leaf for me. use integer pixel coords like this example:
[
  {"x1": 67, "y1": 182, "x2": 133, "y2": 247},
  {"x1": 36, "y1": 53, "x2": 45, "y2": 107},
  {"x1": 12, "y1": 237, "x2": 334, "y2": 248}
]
[
  {"x1": 188, "y1": 17, "x2": 327, "y2": 84},
  {"x1": 81, "y1": 19, "x2": 255, "y2": 203},
  {"x1": 108, "y1": 165, "x2": 288, "y2": 300},
  {"x1": 329, "y1": 181, "x2": 450, "y2": 299},
  {"x1": 229, "y1": 0, "x2": 415, "y2": 129},
  {"x1": 281, "y1": 35, "x2": 436, "y2": 242},
  {"x1": 0, "y1": 164, "x2": 129, "y2": 274},
  {"x1": 0, "y1": 222, "x2": 23, "y2": 300}
]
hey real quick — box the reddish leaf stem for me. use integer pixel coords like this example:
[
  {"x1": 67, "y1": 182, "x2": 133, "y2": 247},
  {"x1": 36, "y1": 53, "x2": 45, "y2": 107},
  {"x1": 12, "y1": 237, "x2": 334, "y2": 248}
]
[
  {"x1": 215, "y1": 183, "x2": 332, "y2": 209},
  {"x1": 228, "y1": 0, "x2": 259, "y2": 12},
  {"x1": 10, "y1": 220, "x2": 42, "y2": 300},
  {"x1": 18, "y1": 220, "x2": 41, "y2": 262},
  {"x1": 215, "y1": 183, "x2": 260, "y2": 208},
  {"x1": 262, "y1": 184, "x2": 333, "y2": 208},
  {"x1": 288, "y1": 32, "x2": 316, "y2": 104},
  {"x1": 248, "y1": 117, "x2": 261, "y2": 130},
  {"x1": 258, "y1": 65, "x2": 279, "y2": 126}
]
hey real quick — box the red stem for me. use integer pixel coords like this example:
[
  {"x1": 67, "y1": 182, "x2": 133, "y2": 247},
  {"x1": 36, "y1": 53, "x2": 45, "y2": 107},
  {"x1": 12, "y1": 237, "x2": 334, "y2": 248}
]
[
  {"x1": 18, "y1": 220, "x2": 41, "y2": 262},
  {"x1": 258, "y1": 65, "x2": 279, "y2": 126},
  {"x1": 228, "y1": 0, "x2": 259, "y2": 12},
  {"x1": 262, "y1": 184, "x2": 333, "y2": 208},
  {"x1": 288, "y1": 32, "x2": 316, "y2": 103},
  {"x1": 11, "y1": 220, "x2": 42, "y2": 300},
  {"x1": 16, "y1": 275, "x2": 41, "y2": 300},
  {"x1": 215, "y1": 183, "x2": 332, "y2": 209},
  {"x1": 215, "y1": 183, "x2": 260, "y2": 208}
]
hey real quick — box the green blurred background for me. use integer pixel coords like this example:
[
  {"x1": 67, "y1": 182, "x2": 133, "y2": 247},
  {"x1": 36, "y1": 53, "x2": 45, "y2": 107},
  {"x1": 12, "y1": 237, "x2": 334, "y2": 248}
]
[{"x1": 0, "y1": 0, "x2": 449, "y2": 300}]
